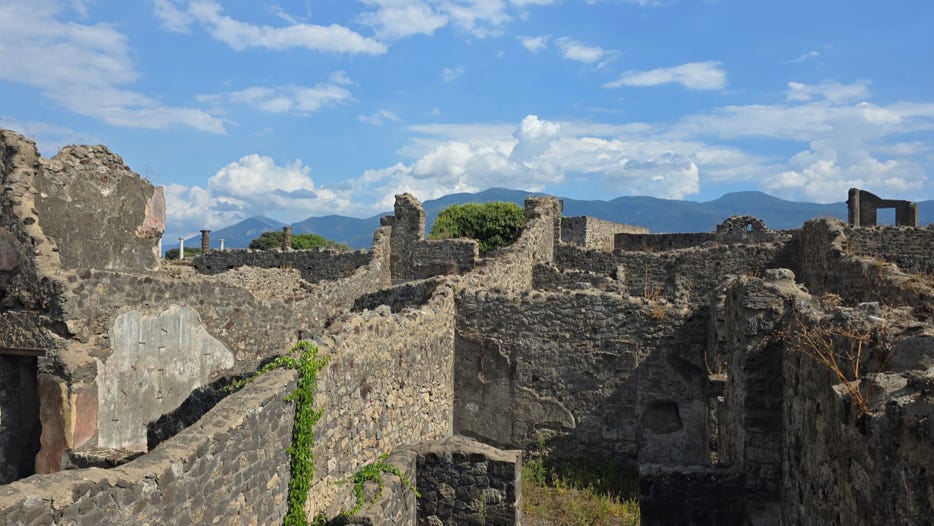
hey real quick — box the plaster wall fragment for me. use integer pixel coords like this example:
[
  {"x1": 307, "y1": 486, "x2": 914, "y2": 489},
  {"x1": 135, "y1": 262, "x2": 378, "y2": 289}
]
[{"x1": 96, "y1": 306, "x2": 233, "y2": 451}]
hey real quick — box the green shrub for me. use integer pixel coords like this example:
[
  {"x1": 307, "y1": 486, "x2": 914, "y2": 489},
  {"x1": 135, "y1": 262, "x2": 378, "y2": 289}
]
[
  {"x1": 248, "y1": 231, "x2": 350, "y2": 251},
  {"x1": 428, "y1": 201, "x2": 525, "y2": 254},
  {"x1": 164, "y1": 247, "x2": 202, "y2": 260}
]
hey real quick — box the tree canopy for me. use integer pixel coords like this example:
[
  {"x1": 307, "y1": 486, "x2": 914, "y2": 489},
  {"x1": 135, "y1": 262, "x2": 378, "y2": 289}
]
[
  {"x1": 248, "y1": 231, "x2": 349, "y2": 251},
  {"x1": 428, "y1": 201, "x2": 526, "y2": 253}
]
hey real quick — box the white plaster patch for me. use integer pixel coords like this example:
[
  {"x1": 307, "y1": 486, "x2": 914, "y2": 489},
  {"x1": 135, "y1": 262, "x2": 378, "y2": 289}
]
[{"x1": 96, "y1": 306, "x2": 234, "y2": 451}]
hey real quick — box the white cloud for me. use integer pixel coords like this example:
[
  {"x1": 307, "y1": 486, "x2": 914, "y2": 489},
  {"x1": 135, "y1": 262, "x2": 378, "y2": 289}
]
[
  {"x1": 358, "y1": 0, "x2": 448, "y2": 39},
  {"x1": 786, "y1": 81, "x2": 869, "y2": 104},
  {"x1": 556, "y1": 37, "x2": 608, "y2": 64},
  {"x1": 510, "y1": 0, "x2": 556, "y2": 6},
  {"x1": 518, "y1": 35, "x2": 549, "y2": 52},
  {"x1": 329, "y1": 70, "x2": 353, "y2": 85},
  {"x1": 442, "y1": 66, "x2": 465, "y2": 82},
  {"x1": 199, "y1": 83, "x2": 352, "y2": 114},
  {"x1": 153, "y1": 0, "x2": 194, "y2": 32},
  {"x1": 604, "y1": 61, "x2": 726, "y2": 90},
  {"x1": 359, "y1": 0, "x2": 512, "y2": 39},
  {"x1": 0, "y1": 0, "x2": 224, "y2": 133},
  {"x1": 163, "y1": 0, "x2": 387, "y2": 54},
  {"x1": 358, "y1": 110, "x2": 402, "y2": 125}
]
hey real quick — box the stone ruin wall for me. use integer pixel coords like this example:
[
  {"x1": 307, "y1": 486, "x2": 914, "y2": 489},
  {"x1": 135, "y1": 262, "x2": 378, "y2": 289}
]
[
  {"x1": 560, "y1": 215, "x2": 648, "y2": 251},
  {"x1": 192, "y1": 247, "x2": 373, "y2": 284},
  {"x1": 454, "y1": 287, "x2": 709, "y2": 466}
]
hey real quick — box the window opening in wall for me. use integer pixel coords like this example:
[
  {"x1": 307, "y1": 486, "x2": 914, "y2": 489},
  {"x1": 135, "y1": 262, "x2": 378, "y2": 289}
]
[
  {"x1": 877, "y1": 208, "x2": 895, "y2": 226},
  {"x1": 746, "y1": 223, "x2": 754, "y2": 232}
]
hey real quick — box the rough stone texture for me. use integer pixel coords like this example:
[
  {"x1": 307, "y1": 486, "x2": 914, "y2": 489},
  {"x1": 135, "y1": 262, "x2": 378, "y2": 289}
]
[
  {"x1": 386, "y1": 193, "x2": 479, "y2": 282},
  {"x1": 0, "y1": 368, "x2": 295, "y2": 525},
  {"x1": 341, "y1": 450, "x2": 419, "y2": 526},
  {"x1": 795, "y1": 218, "x2": 933, "y2": 308},
  {"x1": 191, "y1": 247, "x2": 372, "y2": 284},
  {"x1": 639, "y1": 464, "x2": 745, "y2": 526},
  {"x1": 34, "y1": 144, "x2": 164, "y2": 272},
  {"x1": 352, "y1": 277, "x2": 447, "y2": 313},
  {"x1": 454, "y1": 288, "x2": 708, "y2": 465},
  {"x1": 307, "y1": 287, "x2": 456, "y2": 518},
  {"x1": 561, "y1": 216, "x2": 648, "y2": 251},
  {"x1": 96, "y1": 306, "x2": 235, "y2": 451},
  {"x1": 848, "y1": 187, "x2": 919, "y2": 227},
  {"x1": 414, "y1": 435, "x2": 521, "y2": 526}
]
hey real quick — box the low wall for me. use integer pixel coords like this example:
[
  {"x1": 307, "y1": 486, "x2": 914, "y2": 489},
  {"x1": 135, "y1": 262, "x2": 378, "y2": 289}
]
[
  {"x1": 557, "y1": 242, "x2": 784, "y2": 306},
  {"x1": 615, "y1": 232, "x2": 715, "y2": 252},
  {"x1": 0, "y1": 368, "x2": 295, "y2": 525},
  {"x1": 796, "y1": 218, "x2": 932, "y2": 308},
  {"x1": 409, "y1": 239, "x2": 478, "y2": 280},
  {"x1": 561, "y1": 216, "x2": 648, "y2": 251},
  {"x1": 454, "y1": 288, "x2": 707, "y2": 465},
  {"x1": 639, "y1": 464, "x2": 745, "y2": 526},
  {"x1": 191, "y1": 247, "x2": 372, "y2": 284},
  {"x1": 844, "y1": 224, "x2": 933, "y2": 277}
]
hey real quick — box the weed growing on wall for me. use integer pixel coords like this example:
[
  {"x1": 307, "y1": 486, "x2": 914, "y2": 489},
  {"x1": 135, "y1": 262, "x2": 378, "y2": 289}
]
[
  {"x1": 339, "y1": 453, "x2": 420, "y2": 516},
  {"x1": 787, "y1": 314, "x2": 891, "y2": 417},
  {"x1": 227, "y1": 341, "x2": 330, "y2": 526}
]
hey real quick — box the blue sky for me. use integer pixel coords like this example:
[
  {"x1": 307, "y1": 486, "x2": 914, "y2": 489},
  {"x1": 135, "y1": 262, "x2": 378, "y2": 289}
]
[{"x1": 2, "y1": 0, "x2": 933, "y2": 240}]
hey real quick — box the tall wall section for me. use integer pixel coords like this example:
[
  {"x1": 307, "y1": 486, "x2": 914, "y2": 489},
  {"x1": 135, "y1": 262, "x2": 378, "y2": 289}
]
[
  {"x1": 454, "y1": 287, "x2": 709, "y2": 466},
  {"x1": 561, "y1": 216, "x2": 648, "y2": 251}
]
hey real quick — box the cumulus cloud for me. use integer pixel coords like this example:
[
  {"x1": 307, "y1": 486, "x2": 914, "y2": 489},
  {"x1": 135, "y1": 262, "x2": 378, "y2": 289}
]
[
  {"x1": 555, "y1": 37, "x2": 610, "y2": 64},
  {"x1": 604, "y1": 61, "x2": 726, "y2": 90},
  {"x1": 157, "y1": 0, "x2": 386, "y2": 54},
  {"x1": 518, "y1": 34, "x2": 549, "y2": 52},
  {"x1": 359, "y1": 0, "x2": 515, "y2": 40},
  {"x1": 0, "y1": 0, "x2": 224, "y2": 133}
]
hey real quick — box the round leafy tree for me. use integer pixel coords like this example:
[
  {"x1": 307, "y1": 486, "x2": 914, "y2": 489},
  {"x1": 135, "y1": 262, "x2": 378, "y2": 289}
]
[
  {"x1": 248, "y1": 231, "x2": 350, "y2": 251},
  {"x1": 428, "y1": 201, "x2": 525, "y2": 253}
]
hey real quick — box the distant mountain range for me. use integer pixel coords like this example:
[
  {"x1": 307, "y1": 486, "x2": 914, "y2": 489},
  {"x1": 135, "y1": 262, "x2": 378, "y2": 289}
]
[{"x1": 183, "y1": 189, "x2": 934, "y2": 251}]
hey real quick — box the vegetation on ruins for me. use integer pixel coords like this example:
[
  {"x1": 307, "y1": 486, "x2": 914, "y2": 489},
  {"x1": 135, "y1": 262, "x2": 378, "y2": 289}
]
[
  {"x1": 249, "y1": 231, "x2": 350, "y2": 251},
  {"x1": 428, "y1": 201, "x2": 526, "y2": 253},
  {"x1": 786, "y1": 311, "x2": 892, "y2": 417},
  {"x1": 227, "y1": 341, "x2": 330, "y2": 526},
  {"x1": 164, "y1": 247, "x2": 202, "y2": 260},
  {"x1": 337, "y1": 453, "x2": 420, "y2": 517},
  {"x1": 522, "y1": 453, "x2": 640, "y2": 525}
]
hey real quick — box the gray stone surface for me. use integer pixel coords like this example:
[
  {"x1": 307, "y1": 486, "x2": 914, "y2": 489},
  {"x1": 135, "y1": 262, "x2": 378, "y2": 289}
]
[{"x1": 96, "y1": 306, "x2": 234, "y2": 451}]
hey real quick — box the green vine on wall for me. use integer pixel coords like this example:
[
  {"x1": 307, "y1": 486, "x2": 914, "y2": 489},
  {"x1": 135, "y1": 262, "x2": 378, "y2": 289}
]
[
  {"x1": 228, "y1": 340, "x2": 330, "y2": 526},
  {"x1": 339, "y1": 453, "x2": 420, "y2": 516}
]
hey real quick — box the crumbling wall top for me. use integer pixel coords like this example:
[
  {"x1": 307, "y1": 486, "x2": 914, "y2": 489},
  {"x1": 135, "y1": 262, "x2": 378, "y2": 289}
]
[{"x1": 847, "y1": 187, "x2": 918, "y2": 227}]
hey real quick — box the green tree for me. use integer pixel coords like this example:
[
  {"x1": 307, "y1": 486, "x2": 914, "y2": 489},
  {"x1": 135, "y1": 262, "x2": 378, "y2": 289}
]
[
  {"x1": 428, "y1": 201, "x2": 526, "y2": 253},
  {"x1": 248, "y1": 231, "x2": 350, "y2": 251}
]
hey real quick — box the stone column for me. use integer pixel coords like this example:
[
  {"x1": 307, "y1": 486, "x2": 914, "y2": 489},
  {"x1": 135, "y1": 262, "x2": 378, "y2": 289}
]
[
  {"x1": 178, "y1": 237, "x2": 185, "y2": 260},
  {"x1": 200, "y1": 230, "x2": 211, "y2": 254},
  {"x1": 282, "y1": 226, "x2": 292, "y2": 251},
  {"x1": 220, "y1": 239, "x2": 225, "y2": 251}
]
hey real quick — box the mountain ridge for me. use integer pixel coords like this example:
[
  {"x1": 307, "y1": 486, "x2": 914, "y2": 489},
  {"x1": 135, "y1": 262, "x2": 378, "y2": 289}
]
[{"x1": 183, "y1": 189, "x2": 933, "y2": 251}]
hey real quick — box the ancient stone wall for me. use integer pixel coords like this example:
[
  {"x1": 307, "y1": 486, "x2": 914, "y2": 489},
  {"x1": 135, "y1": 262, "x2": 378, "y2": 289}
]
[
  {"x1": 531, "y1": 263, "x2": 621, "y2": 292},
  {"x1": 844, "y1": 224, "x2": 933, "y2": 277},
  {"x1": 639, "y1": 464, "x2": 745, "y2": 525},
  {"x1": 307, "y1": 287, "x2": 456, "y2": 518},
  {"x1": 795, "y1": 218, "x2": 932, "y2": 308},
  {"x1": 469, "y1": 197, "x2": 562, "y2": 292},
  {"x1": 615, "y1": 232, "x2": 716, "y2": 252},
  {"x1": 0, "y1": 369, "x2": 295, "y2": 525},
  {"x1": 454, "y1": 288, "x2": 708, "y2": 465},
  {"x1": 18, "y1": 225, "x2": 389, "y2": 469},
  {"x1": 413, "y1": 435, "x2": 521, "y2": 526},
  {"x1": 556, "y1": 242, "x2": 784, "y2": 306},
  {"x1": 561, "y1": 216, "x2": 648, "y2": 251},
  {"x1": 192, "y1": 247, "x2": 372, "y2": 284}
]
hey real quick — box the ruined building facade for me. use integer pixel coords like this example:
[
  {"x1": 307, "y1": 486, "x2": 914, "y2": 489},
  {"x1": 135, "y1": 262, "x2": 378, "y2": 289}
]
[{"x1": 0, "y1": 128, "x2": 931, "y2": 525}]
